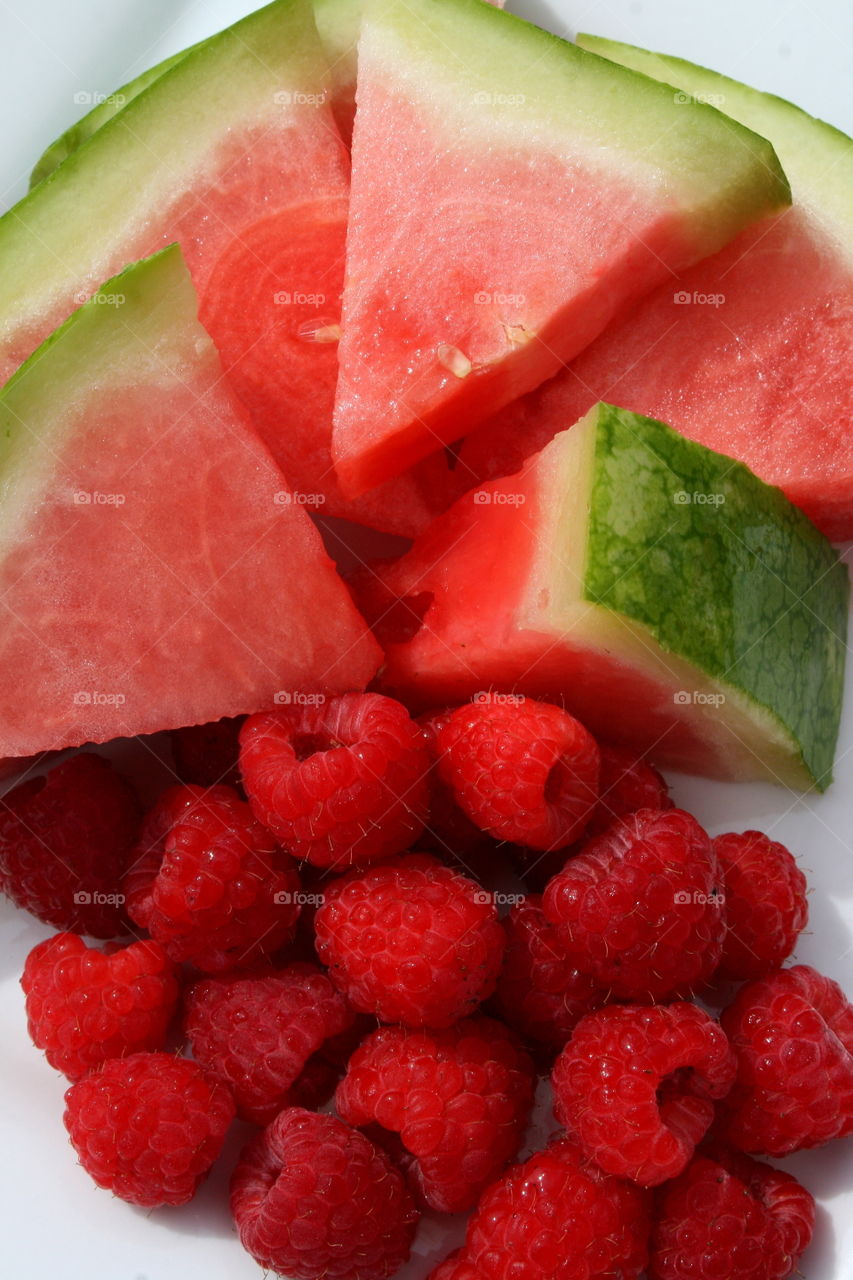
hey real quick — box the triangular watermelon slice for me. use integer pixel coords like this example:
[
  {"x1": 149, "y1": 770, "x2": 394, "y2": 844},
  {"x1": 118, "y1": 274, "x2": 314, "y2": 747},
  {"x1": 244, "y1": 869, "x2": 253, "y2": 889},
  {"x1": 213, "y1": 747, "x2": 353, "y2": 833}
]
[
  {"x1": 0, "y1": 246, "x2": 381, "y2": 759},
  {"x1": 457, "y1": 38, "x2": 853, "y2": 540},
  {"x1": 330, "y1": 0, "x2": 790, "y2": 496},
  {"x1": 3, "y1": 0, "x2": 449, "y2": 537}
]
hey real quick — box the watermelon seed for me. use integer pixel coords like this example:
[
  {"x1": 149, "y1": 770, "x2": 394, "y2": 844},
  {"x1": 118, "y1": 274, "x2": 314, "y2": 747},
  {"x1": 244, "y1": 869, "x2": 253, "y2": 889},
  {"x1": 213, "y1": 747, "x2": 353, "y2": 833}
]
[
  {"x1": 437, "y1": 344, "x2": 472, "y2": 378},
  {"x1": 297, "y1": 318, "x2": 342, "y2": 344}
]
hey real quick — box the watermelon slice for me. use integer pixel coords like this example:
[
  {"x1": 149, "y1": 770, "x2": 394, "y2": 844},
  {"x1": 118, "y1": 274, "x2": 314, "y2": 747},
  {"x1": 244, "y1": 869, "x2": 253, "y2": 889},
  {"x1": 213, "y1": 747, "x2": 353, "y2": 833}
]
[
  {"x1": 0, "y1": 245, "x2": 381, "y2": 759},
  {"x1": 364, "y1": 404, "x2": 847, "y2": 791},
  {"x1": 330, "y1": 0, "x2": 790, "y2": 497},
  {"x1": 457, "y1": 38, "x2": 853, "y2": 540},
  {"x1": 5, "y1": 0, "x2": 448, "y2": 537}
]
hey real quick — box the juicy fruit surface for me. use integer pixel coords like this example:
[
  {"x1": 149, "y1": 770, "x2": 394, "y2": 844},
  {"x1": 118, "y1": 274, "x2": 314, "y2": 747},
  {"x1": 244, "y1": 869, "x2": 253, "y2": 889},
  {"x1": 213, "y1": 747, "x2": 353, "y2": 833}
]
[
  {"x1": 713, "y1": 830, "x2": 808, "y2": 980},
  {"x1": 430, "y1": 1136, "x2": 651, "y2": 1279},
  {"x1": 64, "y1": 1052, "x2": 235, "y2": 1208},
  {"x1": 716, "y1": 964, "x2": 853, "y2": 1155},
  {"x1": 543, "y1": 808, "x2": 724, "y2": 1001},
  {"x1": 373, "y1": 404, "x2": 848, "y2": 788},
  {"x1": 314, "y1": 854, "x2": 506, "y2": 1027},
  {"x1": 0, "y1": 753, "x2": 139, "y2": 936},
  {"x1": 22, "y1": 934, "x2": 179, "y2": 1081},
  {"x1": 124, "y1": 784, "x2": 300, "y2": 972},
  {"x1": 239, "y1": 693, "x2": 431, "y2": 869},
  {"x1": 335, "y1": 1018, "x2": 535, "y2": 1213},
  {"x1": 0, "y1": 247, "x2": 380, "y2": 756},
  {"x1": 460, "y1": 37, "x2": 853, "y2": 540},
  {"x1": 332, "y1": 0, "x2": 788, "y2": 495},
  {"x1": 649, "y1": 1147, "x2": 815, "y2": 1280},
  {"x1": 551, "y1": 1003, "x2": 737, "y2": 1187},
  {"x1": 231, "y1": 1107, "x2": 419, "y2": 1280}
]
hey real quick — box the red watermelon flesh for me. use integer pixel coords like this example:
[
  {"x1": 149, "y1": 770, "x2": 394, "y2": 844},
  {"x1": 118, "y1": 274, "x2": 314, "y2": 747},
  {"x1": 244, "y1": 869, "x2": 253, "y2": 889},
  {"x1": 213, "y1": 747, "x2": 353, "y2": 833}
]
[
  {"x1": 0, "y1": 246, "x2": 381, "y2": 759},
  {"x1": 456, "y1": 207, "x2": 853, "y2": 539},
  {"x1": 331, "y1": 0, "x2": 789, "y2": 497},
  {"x1": 0, "y1": 1, "x2": 449, "y2": 538}
]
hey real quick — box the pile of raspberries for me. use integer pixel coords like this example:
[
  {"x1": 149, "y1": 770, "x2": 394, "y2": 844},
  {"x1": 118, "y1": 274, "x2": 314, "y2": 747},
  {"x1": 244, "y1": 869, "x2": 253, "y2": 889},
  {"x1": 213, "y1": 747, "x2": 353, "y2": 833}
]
[{"x1": 3, "y1": 690, "x2": 851, "y2": 1280}]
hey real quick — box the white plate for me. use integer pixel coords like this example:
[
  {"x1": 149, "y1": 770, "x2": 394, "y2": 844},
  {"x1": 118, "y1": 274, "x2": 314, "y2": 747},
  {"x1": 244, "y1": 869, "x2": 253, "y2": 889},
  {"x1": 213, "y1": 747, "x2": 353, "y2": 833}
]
[{"x1": 0, "y1": 2, "x2": 851, "y2": 1278}]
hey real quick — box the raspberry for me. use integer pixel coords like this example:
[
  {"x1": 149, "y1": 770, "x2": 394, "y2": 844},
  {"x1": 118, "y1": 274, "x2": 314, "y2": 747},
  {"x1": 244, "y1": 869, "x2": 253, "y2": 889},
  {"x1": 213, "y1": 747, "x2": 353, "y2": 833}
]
[
  {"x1": 64, "y1": 1051, "x2": 235, "y2": 1207},
  {"x1": 314, "y1": 854, "x2": 506, "y2": 1027},
  {"x1": 552, "y1": 1003, "x2": 736, "y2": 1186},
  {"x1": 437, "y1": 697, "x2": 600, "y2": 850},
  {"x1": 713, "y1": 831, "x2": 808, "y2": 980},
  {"x1": 171, "y1": 716, "x2": 244, "y2": 790},
  {"x1": 185, "y1": 963, "x2": 355, "y2": 1123},
  {"x1": 0, "y1": 753, "x2": 139, "y2": 937},
  {"x1": 716, "y1": 964, "x2": 853, "y2": 1155},
  {"x1": 21, "y1": 932, "x2": 179, "y2": 1081},
  {"x1": 335, "y1": 1017, "x2": 535, "y2": 1212},
  {"x1": 231, "y1": 1107, "x2": 419, "y2": 1280},
  {"x1": 543, "y1": 808, "x2": 725, "y2": 1000},
  {"x1": 124, "y1": 784, "x2": 300, "y2": 973},
  {"x1": 649, "y1": 1145, "x2": 815, "y2": 1280},
  {"x1": 239, "y1": 693, "x2": 430, "y2": 869},
  {"x1": 586, "y1": 745, "x2": 672, "y2": 837},
  {"x1": 418, "y1": 708, "x2": 493, "y2": 861},
  {"x1": 429, "y1": 1136, "x2": 650, "y2": 1280},
  {"x1": 492, "y1": 895, "x2": 604, "y2": 1056}
]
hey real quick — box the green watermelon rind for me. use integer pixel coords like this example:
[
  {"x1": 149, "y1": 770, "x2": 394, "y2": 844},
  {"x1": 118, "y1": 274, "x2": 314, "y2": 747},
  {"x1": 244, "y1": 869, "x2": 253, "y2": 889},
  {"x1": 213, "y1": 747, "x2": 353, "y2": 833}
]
[
  {"x1": 576, "y1": 34, "x2": 853, "y2": 255},
  {"x1": 579, "y1": 403, "x2": 848, "y2": 791},
  {"x1": 365, "y1": 0, "x2": 791, "y2": 253}
]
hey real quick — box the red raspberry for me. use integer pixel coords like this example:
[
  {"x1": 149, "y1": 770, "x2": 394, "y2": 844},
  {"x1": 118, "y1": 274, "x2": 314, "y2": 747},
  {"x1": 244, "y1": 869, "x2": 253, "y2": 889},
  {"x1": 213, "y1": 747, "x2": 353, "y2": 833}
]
[
  {"x1": 231, "y1": 1107, "x2": 419, "y2": 1280},
  {"x1": 239, "y1": 693, "x2": 430, "y2": 869},
  {"x1": 171, "y1": 716, "x2": 244, "y2": 790},
  {"x1": 64, "y1": 1051, "x2": 235, "y2": 1207},
  {"x1": 437, "y1": 697, "x2": 600, "y2": 850},
  {"x1": 492, "y1": 895, "x2": 604, "y2": 1056},
  {"x1": 713, "y1": 831, "x2": 808, "y2": 980},
  {"x1": 716, "y1": 964, "x2": 853, "y2": 1155},
  {"x1": 418, "y1": 708, "x2": 493, "y2": 860},
  {"x1": 21, "y1": 932, "x2": 179, "y2": 1082},
  {"x1": 552, "y1": 1003, "x2": 736, "y2": 1186},
  {"x1": 586, "y1": 745, "x2": 672, "y2": 837},
  {"x1": 185, "y1": 963, "x2": 355, "y2": 1124},
  {"x1": 649, "y1": 1145, "x2": 815, "y2": 1280},
  {"x1": 429, "y1": 1136, "x2": 650, "y2": 1280},
  {"x1": 0, "y1": 753, "x2": 139, "y2": 937},
  {"x1": 543, "y1": 808, "x2": 725, "y2": 1000},
  {"x1": 335, "y1": 1016, "x2": 535, "y2": 1213},
  {"x1": 314, "y1": 854, "x2": 506, "y2": 1027},
  {"x1": 124, "y1": 784, "x2": 299, "y2": 973}
]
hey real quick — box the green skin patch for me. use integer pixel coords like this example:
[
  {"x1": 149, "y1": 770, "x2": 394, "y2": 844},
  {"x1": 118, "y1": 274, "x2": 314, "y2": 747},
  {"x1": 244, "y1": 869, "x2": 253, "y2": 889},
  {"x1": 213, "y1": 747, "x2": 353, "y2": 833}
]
[{"x1": 581, "y1": 406, "x2": 848, "y2": 790}]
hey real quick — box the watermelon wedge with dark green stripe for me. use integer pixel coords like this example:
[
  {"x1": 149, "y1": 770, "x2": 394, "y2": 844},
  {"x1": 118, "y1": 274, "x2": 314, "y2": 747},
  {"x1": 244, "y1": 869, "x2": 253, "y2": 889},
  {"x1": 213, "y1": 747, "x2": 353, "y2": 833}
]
[
  {"x1": 330, "y1": 0, "x2": 790, "y2": 497},
  {"x1": 457, "y1": 37, "x2": 853, "y2": 540},
  {"x1": 0, "y1": 246, "x2": 381, "y2": 759},
  {"x1": 5, "y1": 0, "x2": 448, "y2": 537},
  {"x1": 363, "y1": 403, "x2": 847, "y2": 791}
]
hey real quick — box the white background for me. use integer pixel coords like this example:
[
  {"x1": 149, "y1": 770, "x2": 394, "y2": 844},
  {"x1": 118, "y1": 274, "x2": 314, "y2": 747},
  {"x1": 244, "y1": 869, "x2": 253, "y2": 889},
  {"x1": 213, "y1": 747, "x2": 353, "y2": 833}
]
[{"x1": 0, "y1": 1, "x2": 851, "y2": 1277}]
